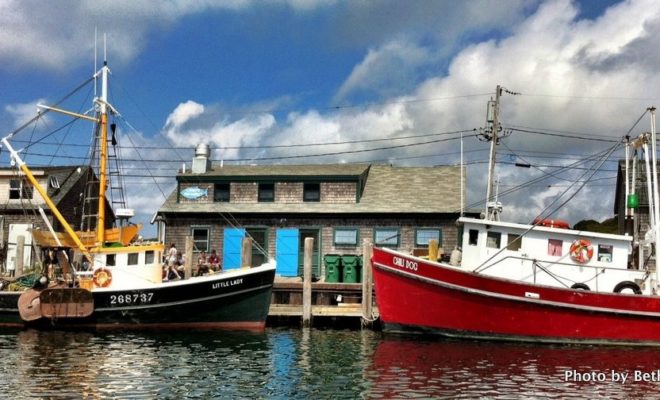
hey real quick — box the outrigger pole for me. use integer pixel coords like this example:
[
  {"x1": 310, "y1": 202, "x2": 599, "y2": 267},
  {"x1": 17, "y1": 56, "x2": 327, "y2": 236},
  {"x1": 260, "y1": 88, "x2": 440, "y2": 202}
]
[{"x1": 0, "y1": 136, "x2": 93, "y2": 263}]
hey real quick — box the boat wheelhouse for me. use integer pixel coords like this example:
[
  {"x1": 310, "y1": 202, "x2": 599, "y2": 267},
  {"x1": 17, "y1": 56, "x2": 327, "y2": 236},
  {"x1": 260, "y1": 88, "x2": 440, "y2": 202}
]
[{"x1": 459, "y1": 217, "x2": 646, "y2": 294}]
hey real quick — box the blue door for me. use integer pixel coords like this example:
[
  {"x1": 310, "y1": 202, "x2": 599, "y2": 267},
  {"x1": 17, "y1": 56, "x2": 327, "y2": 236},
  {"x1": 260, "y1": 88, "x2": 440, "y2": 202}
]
[
  {"x1": 223, "y1": 228, "x2": 246, "y2": 270},
  {"x1": 276, "y1": 228, "x2": 299, "y2": 276}
]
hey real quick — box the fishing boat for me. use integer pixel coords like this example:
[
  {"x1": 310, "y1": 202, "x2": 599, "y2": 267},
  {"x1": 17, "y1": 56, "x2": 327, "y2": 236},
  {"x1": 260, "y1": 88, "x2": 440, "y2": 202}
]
[
  {"x1": 371, "y1": 87, "x2": 660, "y2": 345},
  {"x1": 0, "y1": 58, "x2": 275, "y2": 330}
]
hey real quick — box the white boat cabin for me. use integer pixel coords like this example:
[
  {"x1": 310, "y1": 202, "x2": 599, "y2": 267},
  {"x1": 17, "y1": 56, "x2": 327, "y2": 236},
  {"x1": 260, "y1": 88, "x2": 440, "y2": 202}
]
[{"x1": 458, "y1": 217, "x2": 650, "y2": 294}]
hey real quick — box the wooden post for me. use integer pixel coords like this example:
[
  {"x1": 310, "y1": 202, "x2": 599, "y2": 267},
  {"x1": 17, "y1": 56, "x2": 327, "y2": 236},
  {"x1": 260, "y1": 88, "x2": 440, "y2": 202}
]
[
  {"x1": 302, "y1": 237, "x2": 314, "y2": 327},
  {"x1": 241, "y1": 237, "x2": 252, "y2": 268},
  {"x1": 428, "y1": 239, "x2": 439, "y2": 262},
  {"x1": 15, "y1": 235, "x2": 24, "y2": 277},
  {"x1": 361, "y1": 239, "x2": 374, "y2": 328},
  {"x1": 184, "y1": 236, "x2": 193, "y2": 279}
]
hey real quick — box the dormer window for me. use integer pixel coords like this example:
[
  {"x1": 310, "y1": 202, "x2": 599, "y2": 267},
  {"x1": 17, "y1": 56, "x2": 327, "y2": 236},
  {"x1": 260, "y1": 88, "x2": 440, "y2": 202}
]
[
  {"x1": 258, "y1": 183, "x2": 274, "y2": 202},
  {"x1": 49, "y1": 176, "x2": 60, "y2": 189},
  {"x1": 303, "y1": 183, "x2": 320, "y2": 202}
]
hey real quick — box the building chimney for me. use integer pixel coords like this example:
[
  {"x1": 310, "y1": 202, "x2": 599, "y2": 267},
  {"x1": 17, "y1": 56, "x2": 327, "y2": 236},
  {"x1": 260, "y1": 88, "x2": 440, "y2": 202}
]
[{"x1": 192, "y1": 143, "x2": 211, "y2": 174}]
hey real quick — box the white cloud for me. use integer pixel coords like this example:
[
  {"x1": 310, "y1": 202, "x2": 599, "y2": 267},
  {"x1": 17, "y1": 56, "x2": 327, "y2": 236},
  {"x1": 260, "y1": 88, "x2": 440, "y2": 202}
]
[
  {"x1": 0, "y1": 0, "x2": 336, "y2": 70},
  {"x1": 158, "y1": 0, "x2": 660, "y2": 226},
  {"x1": 5, "y1": 99, "x2": 48, "y2": 129},
  {"x1": 164, "y1": 101, "x2": 205, "y2": 130},
  {"x1": 334, "y1": 40, "x2": 435, "y2": 102}
]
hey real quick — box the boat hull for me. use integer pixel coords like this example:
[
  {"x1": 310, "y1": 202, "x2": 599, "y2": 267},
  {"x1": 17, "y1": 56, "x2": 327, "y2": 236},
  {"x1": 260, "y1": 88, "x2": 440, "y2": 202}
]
[
  {"x1": 0, "y1": 265, "x2": 275, "y2": 331},
  {"x1": 372, "y1": 247, "x2": 660, "y2": 345}
]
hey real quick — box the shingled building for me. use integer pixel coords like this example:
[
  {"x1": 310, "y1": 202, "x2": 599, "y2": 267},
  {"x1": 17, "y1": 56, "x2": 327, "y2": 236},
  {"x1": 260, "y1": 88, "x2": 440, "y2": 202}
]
[{"x1": 156, "y1": 158, "x2": 466, "y2": 279}]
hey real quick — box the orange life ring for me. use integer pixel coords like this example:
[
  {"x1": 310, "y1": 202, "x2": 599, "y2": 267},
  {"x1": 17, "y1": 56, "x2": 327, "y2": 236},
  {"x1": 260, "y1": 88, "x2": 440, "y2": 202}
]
[
  {"x1": 569, "y1": 239, "x2": 593, "y2": 264},
  {"x1": 93, "y1": 268, "x2": 113, "y2": 288}
]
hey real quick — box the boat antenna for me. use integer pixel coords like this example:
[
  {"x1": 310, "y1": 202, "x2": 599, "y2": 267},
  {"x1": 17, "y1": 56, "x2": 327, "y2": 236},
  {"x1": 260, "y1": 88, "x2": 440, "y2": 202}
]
[{"x1": 94, "y1": 28, "x2": 97, "y2": 97}]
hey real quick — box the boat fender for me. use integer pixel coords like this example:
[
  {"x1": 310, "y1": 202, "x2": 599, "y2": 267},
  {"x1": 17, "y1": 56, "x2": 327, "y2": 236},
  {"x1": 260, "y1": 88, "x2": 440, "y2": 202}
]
[
  {"x1": 93, "y1": 268, "x2": 113, "y2": 288},
  {"x1": 570, "y1": 283, "x2": 590, "y2": 290},
  {"x1": 613, "y1": 281, "x2": 642, "y2": 295},
  {"x1": 569, "y1": 239, "x2": 593, "y2": 264}
]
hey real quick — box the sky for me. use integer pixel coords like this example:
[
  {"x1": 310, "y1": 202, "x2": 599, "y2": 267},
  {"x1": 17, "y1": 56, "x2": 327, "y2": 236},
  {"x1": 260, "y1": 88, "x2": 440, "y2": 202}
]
[{"x1": 0, "y1": 0, "x2": 658, "y2": 236}]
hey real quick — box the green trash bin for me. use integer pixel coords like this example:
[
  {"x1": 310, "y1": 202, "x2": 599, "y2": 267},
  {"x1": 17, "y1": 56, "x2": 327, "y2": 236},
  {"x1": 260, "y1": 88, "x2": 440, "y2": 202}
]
[
  {"x1": 342, "y1": 255, "x2": 359, "y2": 283},
  {"x1": 324, "y1": 254, "x2": 342, "y2": 283}
]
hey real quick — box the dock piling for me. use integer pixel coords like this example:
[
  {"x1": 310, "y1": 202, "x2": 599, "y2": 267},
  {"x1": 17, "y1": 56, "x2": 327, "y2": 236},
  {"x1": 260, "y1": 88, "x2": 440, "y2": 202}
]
[
  {"x1": 302, "y1": 237, "x2": 314, "y2": 327},
  {"x1": 361, "y1": 239, "x2": 374, "y2": 328},
  {"x1": 184, "y1": 236, "x2": 193, "y2": 279},
  {"x1": 15, "y1": 235, "x2": 24, "y2": 277}
]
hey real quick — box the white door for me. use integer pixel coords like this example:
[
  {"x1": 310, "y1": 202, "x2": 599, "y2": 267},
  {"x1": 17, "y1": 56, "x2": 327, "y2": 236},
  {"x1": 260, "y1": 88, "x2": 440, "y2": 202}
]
[{"x1": 7, "y1": 223, "x2": 33, "y2": 272}]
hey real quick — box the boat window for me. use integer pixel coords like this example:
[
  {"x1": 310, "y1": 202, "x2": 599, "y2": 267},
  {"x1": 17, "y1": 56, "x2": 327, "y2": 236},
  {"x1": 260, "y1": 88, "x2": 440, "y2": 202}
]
[
  {"x1": 548, "y1": 239, "x2": 562, "y2": 256},
  {"x1": 258, "y1": 183, "x2": 275, "y2": 202},
  {"x1": 415, "y1": 229, "x2": 442, "y2": 247},
  {"x1": 506, "y1": 234, "x2": 522, "y2": 251},
  {"x1": 486, "y1": 232, "x2": 501, "y2": 249},
  {"x1": 303, "y1": 183, "x2": 321, "y2": 202},
  {"x1": 598, "y1": 244, "x2": 613, "y2": 262},
  {"x1": 192, "y1": 227, "x2": 210, "y2": 252},
  {"x1": 145, "y1": 251, "x2": 155, "y2": 264},
  {"x1": 468, "y1": 229, "x2": 479, "y2": 246},
  {"x1": 128, "y1": 253, "x2": 139, "y2": 266},
  {"x1": 9, "y1": 179, "x2": 33, "y2": 200},
  {"x1": 106, "y1": 254, "x2": 116, "y2": 267},
  {"x1": 374, "y1": 228, "x2": 399, "y2": 247},
  {"x1": 334, "y1": 228, "x2": 359, "y2": 246},
  {"x1": 214, "y1": 183, "x2": 230, "y2": 202}
]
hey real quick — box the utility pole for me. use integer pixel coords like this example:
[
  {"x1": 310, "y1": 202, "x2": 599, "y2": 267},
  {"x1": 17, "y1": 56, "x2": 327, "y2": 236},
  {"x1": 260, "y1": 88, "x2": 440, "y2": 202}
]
[{"x1": 485, "y1": 85, "x2": 502, "y2": 221}]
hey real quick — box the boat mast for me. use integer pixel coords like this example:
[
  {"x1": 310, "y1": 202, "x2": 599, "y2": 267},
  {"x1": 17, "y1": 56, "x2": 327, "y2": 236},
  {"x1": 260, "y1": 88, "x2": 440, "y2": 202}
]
[
  {"x1": 650, "y1": 107, "x2": 660, "y2": 292},
  {"x1": 95, "y1": 61, "x2": 110, "y2": 245}
]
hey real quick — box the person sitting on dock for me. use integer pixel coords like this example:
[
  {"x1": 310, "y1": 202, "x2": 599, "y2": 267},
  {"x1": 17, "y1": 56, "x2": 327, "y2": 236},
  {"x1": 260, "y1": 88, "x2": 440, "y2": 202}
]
[
  {"x1": 208, "y1": 249, "x2": 220, "y2": 272},
  {"x1": 196, "y1": 251, "x2": 210, "y2": 276}
]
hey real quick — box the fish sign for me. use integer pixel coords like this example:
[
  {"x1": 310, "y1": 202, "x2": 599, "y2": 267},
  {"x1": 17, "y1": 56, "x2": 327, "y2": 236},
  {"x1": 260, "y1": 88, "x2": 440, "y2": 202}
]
[{"x1": 180, "y1": 186, "x2": 208, "y2": 200}]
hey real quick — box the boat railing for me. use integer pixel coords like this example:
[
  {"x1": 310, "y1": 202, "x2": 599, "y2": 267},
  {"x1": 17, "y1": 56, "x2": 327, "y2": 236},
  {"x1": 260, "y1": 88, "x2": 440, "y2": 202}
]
[{"x1": 477, "y1": 254, "x2": 650, "y2": 290}]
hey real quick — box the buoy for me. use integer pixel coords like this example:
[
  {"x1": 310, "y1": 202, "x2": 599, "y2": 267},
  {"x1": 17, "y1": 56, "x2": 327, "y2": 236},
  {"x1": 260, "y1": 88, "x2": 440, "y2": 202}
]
[
  {"x1": 569, "y1": 239, "x2": 593, "y2": 264},
  {"x1": 533, "y1": 217, "x2": 570, "y2": 229},
  {"x1": 93, "y1": 268, "x2": 113, "y2": 288}
]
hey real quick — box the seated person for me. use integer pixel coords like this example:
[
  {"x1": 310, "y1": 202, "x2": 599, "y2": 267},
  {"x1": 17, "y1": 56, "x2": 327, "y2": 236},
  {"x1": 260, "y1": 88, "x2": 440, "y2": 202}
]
[
  {"x1": 196, "y1": 251, "x2": 210, "y2": 276},
  {"x1": 208, "y1": 250, "x2": 221, "y2": 272}
]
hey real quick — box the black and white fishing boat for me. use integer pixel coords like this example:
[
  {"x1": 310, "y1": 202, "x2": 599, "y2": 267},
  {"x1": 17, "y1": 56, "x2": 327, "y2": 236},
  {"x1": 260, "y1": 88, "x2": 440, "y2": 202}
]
[{"x1": 0, "y1": 56, "x2": 275, "y2": 330}]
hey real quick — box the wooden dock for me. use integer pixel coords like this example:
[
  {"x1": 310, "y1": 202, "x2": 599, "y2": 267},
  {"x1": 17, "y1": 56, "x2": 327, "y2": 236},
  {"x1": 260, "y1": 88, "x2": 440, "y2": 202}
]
[
  {"x1": 268, "y1": 241, "x2": 378, "y2": 327},
  {"x1": 269, "y1": 281, "x2": 378, "y2": 319}
]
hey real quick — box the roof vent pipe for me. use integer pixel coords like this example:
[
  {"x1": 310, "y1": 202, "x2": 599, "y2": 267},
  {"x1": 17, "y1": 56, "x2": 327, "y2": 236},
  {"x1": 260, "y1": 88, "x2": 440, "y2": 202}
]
[{"x1": 192, "y1": 143, "x2": 211, "y2": 174}]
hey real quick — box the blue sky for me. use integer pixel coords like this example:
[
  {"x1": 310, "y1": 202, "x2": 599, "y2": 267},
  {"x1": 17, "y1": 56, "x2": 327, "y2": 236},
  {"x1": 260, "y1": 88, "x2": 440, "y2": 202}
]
[{"x1": 0, "y1": 0, "x2": 655, "y2": 235}]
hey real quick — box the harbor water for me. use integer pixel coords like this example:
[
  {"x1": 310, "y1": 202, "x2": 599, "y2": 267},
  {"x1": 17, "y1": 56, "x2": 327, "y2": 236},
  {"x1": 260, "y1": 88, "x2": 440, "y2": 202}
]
[{"x1": 0, "y1": 328, "x2": 659, "y2": 398}]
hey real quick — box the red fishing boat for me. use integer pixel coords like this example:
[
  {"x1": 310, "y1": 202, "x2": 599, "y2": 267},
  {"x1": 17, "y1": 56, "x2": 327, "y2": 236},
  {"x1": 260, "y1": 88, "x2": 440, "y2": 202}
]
[{"x1": 371, "y1": 89, "x2": 660, "y2": 345}]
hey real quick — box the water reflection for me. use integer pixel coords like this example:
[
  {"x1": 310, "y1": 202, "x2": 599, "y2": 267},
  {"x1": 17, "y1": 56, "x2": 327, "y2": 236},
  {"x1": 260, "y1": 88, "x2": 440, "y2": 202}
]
[
  {"x1": 0, "y1": 329, "x2": 659, "y2": 398},
  {"x1": 368, "y1": 337, "x2": 660, "y2": 399}
]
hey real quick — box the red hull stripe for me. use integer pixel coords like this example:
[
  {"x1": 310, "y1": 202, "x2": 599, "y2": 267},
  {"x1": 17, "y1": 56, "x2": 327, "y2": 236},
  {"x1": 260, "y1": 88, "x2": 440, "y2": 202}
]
[
  {"x1": 372, "y1": 247, "x2": 660, "y2": 343},
  {"x1": 374, "y1": 262, "x2": 660, "y2": 318}
]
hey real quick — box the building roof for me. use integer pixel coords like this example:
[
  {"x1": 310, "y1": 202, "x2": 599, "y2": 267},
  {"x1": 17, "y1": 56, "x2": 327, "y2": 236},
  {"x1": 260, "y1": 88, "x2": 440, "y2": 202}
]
[
  {"x1": 0, "y1": 165, "x2": 91, "y2": 211},
  {"x1": 179, "y1": 163, "x2": 371, "y2": 179},
  {"x1": 159, "y1": 163, "x2": 464, "y2": 215}
]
